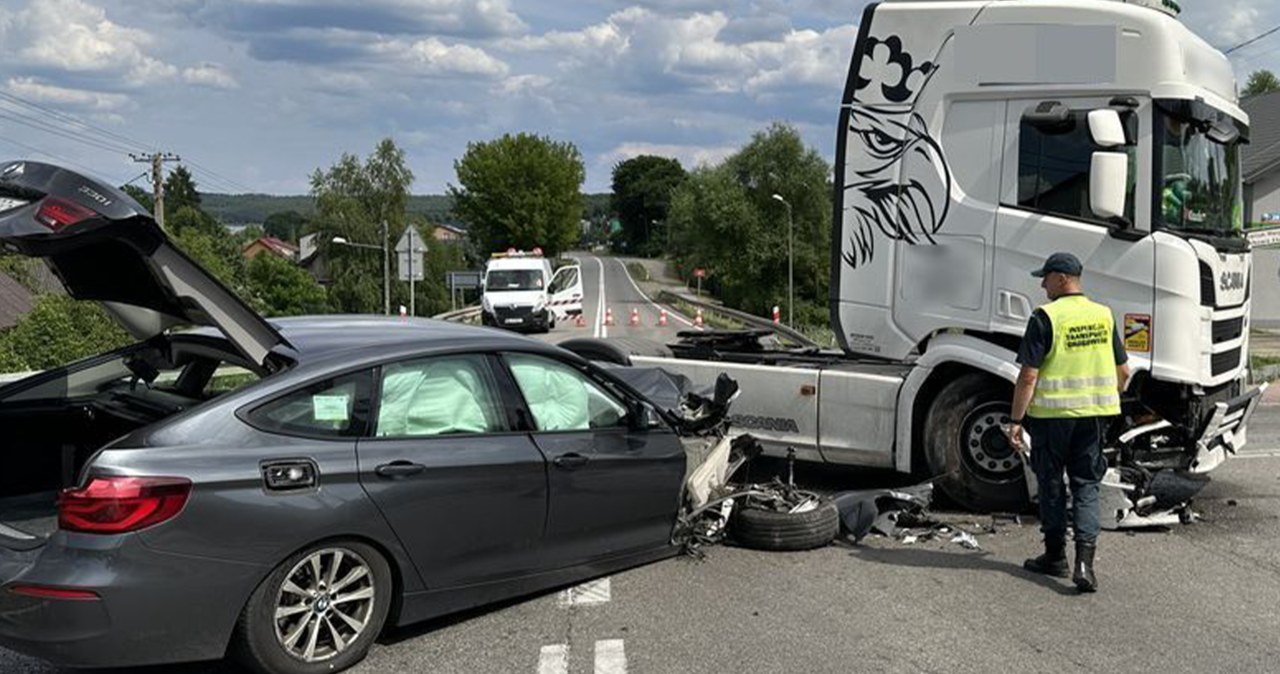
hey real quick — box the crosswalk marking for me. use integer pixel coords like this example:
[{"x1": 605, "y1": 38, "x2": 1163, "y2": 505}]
[
  {"x1": 594, "y1": 639, "x2": 628, "y2": 674},
  {"x1": 559, "y1": 577, "x2": 611, "y2": 606},
  {"x1": 538, "y1": 644, "x2": 569, "y2": 674}
]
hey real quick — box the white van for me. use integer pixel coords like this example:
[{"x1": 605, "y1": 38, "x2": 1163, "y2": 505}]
[{"x1": 480, "y1": 249, "x2": 583, "y2": 332}]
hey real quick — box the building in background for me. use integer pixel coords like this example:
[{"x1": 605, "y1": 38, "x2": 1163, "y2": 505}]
[
  {"x1": 1244, "y1": 91, "x2": 1280, "y2": 227},
  {"x1": 242, "y1": 236, "x2": 300, "y2": 261}
]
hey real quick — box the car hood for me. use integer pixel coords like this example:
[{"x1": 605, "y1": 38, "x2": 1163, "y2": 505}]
[{"x1": 0, "y1": 160, "x2": 292, "y2": 371}]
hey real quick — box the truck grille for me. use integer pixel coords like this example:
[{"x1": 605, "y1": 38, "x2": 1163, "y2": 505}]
[
  {"x1": 1211, "y1": 347, "x2": 1242, "y2": 376},
  {"x1": 494, "y1": 306, "x2": 533, "y2": 321},
  {"x1": 1199, "y1": 261, "x2": 1214, "y2": 307},
  {"x1": 1212, "y1": 316, "x2": 1244, "y2": 343}
]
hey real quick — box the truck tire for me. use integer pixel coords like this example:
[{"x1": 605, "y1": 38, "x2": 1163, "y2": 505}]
[
  {"x1": 556, "y1": 337, "x2": 673, "y2": 365},
  {"x1": 729, "y1": 500, "x2": 839, "y2": 552},
  {"x1": 924, "y1": 373, "x2": 1028, "y2": 513}
]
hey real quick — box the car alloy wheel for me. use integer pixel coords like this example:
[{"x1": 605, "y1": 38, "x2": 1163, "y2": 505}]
[{"x1": 273, "y1": 548, "x2": 377, "y2": 663}]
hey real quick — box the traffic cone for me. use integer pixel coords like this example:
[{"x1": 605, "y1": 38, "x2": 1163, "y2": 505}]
[
  {"x1": 772, "y1": 305, "x2": 780, "y2": 324},
  {"x1": 658, "y1": 309, "x2": 668, "y2": 327},
  {"x1": 694, "y1": 308, "x2": 704, "y2": 327},
  {"x1": 629, "y1": 307, "x2": 640, "y2": 326},
  {"x1": 604, "y1": 307, "x2": 615, "y2": 326}
]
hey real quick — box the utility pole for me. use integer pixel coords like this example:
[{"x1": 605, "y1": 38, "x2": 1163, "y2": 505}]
[{"x1": 130, "y1": 152, "x2": 180, "y2": 231}]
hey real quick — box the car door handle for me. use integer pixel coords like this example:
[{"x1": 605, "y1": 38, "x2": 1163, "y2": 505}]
[
  {"x1": 375, "y1": 461, "x2": 426, "y2": 478},
  {"x1": 553, "y1": 453, "x2": 590, "y2": 470}
]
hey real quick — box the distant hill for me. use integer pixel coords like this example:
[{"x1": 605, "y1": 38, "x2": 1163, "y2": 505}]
[{"x1": 202, "y1": 192, "x2": 613, "y2": 225}]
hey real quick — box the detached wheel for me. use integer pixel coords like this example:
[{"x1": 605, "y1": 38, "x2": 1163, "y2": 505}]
[
  {"x1": 729, "y1": 500, "x2": 839, "y2": 551},
  {"x1": 233, "y1": 541, "x2": 392, "y2": 674},
  {"x1": 924, "y1": 373, "x2": 1028, "y2": 512}
]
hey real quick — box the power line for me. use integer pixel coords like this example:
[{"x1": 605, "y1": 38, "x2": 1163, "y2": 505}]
[
  {"x1": 0, "y1": 110, "x2": 139, "y2": 155},
  {"x1": 184, "y1": 158, "x2": 255, "y2": 194},
  {"x1": 1226, "y1": 23, "x2": 1280, "y2": 55},
  {"x1": 0, "y1": 136, "x2": 128, "y2": 184},
  {"x1": 0, "y1": 89, "x2": 152, "y2": 153}
]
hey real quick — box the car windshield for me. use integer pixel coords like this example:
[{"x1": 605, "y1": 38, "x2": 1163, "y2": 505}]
[
  {"x1": 1155, "y1": 101, "x2": 1245, "y2": 239},
  {"x1": 486, "y1": 269, "x2": 544, "y2": 291}
]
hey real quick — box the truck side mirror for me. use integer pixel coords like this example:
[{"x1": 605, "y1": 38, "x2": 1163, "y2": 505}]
[
  {"x1": 1090, "y1": 151, "x2": 1128, "y2": 221},
  {"x1": 1087, "y1": 109, "x2": 1127, "y2": 148}
]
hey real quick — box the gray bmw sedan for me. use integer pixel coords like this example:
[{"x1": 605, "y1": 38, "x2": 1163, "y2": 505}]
[{"x1": 0, "y1": 162, "x2": 691, "y2": 673}]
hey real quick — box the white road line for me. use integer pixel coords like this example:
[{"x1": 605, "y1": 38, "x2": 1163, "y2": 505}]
[
  {"x1": 594, "y1": 639, "x2": 627, "y2": 674},
  {"x1": 594, "y1": 256, "x2": 608, "y2": 339},
  {"x1": 1233, "y1": 451, "x2": 1280, "y2": 459},
  {"x1": 538, "y1": 644, "x2": 569, "y2": 674},
  {"x1": 558, "y1": 577, "x2": 611, "y2": 606},
  {"x1": 613, "y1": 258, "x2": 699, "y2": 329}
]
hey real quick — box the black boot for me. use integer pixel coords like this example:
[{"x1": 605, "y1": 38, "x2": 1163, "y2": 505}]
[
  {"x1": 1023, "y1": 537, "x2": 1068, "y2": 577},
  {"x1": 1073, "y1": 541, "x2": 1098, "y2": 593}
]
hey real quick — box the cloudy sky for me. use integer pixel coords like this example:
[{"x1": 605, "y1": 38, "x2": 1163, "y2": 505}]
[{"x1": 0, "y1": 0, "x2": 1277, "y2": 195}]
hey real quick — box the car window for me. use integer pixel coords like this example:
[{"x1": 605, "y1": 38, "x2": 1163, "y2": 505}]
[
  {"x1": 248, "y1": 371, "x2": 371, "y2": 438},
  {"x1": 505, "y1": 354, "x2": 629, "y2": 432},
  {"x1": 375, "y1": 355, "x2": 507, "y2": 438},
  {"x1": 549, "y1": 267, "x2": 579, "y2": 294}
]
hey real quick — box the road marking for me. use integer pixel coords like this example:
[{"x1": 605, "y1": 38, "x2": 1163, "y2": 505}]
[
  {"x1": 538, "y1": 644, "x2": 569, "y2": 674},
  {"x1": 1233, "y1": 450, "x2": 1280, "y2": 459},
  {"x1": 594, "y1": 256, "x2": 608, "y2": 339},
  {"x1": 558, "y1": 577, "x2": 611, "y2": 606},
  {"x1": 594, "y1": 639, "x2": 627, "y2": 674},
  {"x1": 614, "y1": 258, "x2": 700, "y2": 329}
]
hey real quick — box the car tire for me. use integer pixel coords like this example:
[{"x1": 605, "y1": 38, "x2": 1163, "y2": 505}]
[
  {"x1": 729, "y1": 500, "x2": 839, "y2": 552},
  {"x1": 556, "y1": 337, "x2": 673, "y2": 365},
  {"x1": 924, "y1": 373, "x2": 1028, "y2": 513},
  {"x1": 231, "y1": 541, "x2": 393, "y2": 674}
]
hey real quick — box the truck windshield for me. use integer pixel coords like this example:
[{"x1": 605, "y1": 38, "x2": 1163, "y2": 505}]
[
  {"x1": 1154, "y1": 100, "x2": 1245, "y2": 239},
  {"x1": 486, "y1": 269, "x2": 543, "y2": 291}
]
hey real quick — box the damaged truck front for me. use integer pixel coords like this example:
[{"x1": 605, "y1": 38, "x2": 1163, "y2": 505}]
[{"x1": 569, "y1": 0, "x2": 1268, "y2": 522}]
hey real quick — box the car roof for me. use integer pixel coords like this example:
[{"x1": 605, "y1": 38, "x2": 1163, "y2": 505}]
[{"x1": 183, "y1": 314, "x2": 563, "y2": 363}]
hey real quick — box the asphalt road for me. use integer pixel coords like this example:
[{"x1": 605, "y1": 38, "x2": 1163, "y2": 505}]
[
  {"x1": 541, "y1": 253, "x2": 696, "y2": 347},
  {"x1": 6, "y1": 258, "x2": 1280, "y2": 673}
]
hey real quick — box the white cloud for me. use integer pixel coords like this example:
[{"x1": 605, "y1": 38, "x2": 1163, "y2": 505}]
[
  {"x1": 5, "y1": 77, "x2": 131, "y2": 111},
  {"x1": 400, "y1": 38, "x2": 509, "y2": 77},
  {"x1": 182, "y1": 63, "x2": 240, "y2": 89},
  {"x1": 1, "y1": 0, "x2": 177, "y2": 86},
  {"x1": 1207, "y1": 1, "x2": 1261, "y2": 48},
  {"x1": 495, "y1": 74, "x2": 552, "y2": 96},
  {"x1": 600, "y1": 141, "x2": 737, "y2": 170}
]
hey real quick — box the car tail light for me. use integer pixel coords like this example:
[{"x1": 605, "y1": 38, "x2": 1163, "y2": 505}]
[
  {"x1": 35, "y1": 196, "x2": 97, "y2": 231},
  {"x1": 58, "y1": 476, "x2": 192, "y2": 534},
  {"x1": 7, "y1": 584, "x2": 100, "y2": 601}
]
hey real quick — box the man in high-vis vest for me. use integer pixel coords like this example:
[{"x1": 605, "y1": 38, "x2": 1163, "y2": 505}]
[{"x1": 1007, "y1": 252, "x2": 1130, "y2": 593}]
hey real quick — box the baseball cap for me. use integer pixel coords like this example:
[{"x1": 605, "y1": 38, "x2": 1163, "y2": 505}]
[{"x1": 1031, "y1": 252, "x2": 1083, "y2": 278}]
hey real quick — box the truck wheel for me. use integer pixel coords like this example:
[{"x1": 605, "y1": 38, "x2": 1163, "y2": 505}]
[
  {"x1": 729, "y1": 500, "x2": 839, "y2": 551},
  {"x1": 556, "y1": 337, "x2": 673, "y2": 365},
  {"x1": 924, "y1": 374, "x2": 1028, "y2": 512}
]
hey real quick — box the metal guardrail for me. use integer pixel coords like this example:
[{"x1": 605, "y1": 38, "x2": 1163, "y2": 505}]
[
  {"x1": 432, "y1": 306, "x2": 481, "y2": 322},
  {"x1": 657, "y1": 290, "x2": 818, "y2": 348}
]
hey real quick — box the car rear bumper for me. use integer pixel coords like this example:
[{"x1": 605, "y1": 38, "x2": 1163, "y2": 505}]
[{"x1": 0, "y1": 532, "x2": 268, "y2": 668}]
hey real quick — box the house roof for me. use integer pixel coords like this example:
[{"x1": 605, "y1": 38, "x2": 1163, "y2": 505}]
[
  {"x1": 244, "y1": 236, "x2": 300, "y2": 258},
  {"x1": 0, "y1": 271, "x2": 34, "y2": 330},
  {"x1": 1243, "y1": 91, "x2": 1280, "y2": 183}
]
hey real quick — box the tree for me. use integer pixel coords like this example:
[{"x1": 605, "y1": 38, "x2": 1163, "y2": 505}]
[
  {"x1": 667, "y1": 123, "x2": 831, "y2": 324},
  {"x1": 246, "y1": 253, "x2": 328, "y2": 317},
  {"x1": 262, "y1": 210, "x2": 309, "y2": 242},
  {"x1": 310, "y1": 139, "x2": 415, "y2": 314},
  {"x1": 164, "y1": 165, "x2": 202, "y2": 216},
  {"x1": 449, "y1": 133, "x2": 584, "y2": 258},
  {"x1": 0, "y1": 295, "x2": 131, "y2": 371},
  {"x1": 610, "y1": 156, "x2": 686, "y2": 256},
  {"x1": 1244, "y1": 70, "x2": 1280, "y2": 98},
  {"x1": 120, "y1": 184, "x2": 154, "y2": 213}
]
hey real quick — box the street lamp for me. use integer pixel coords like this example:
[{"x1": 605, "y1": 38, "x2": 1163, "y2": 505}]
[
  {"x1": 332, "y1": 221, "x2": 390, "y2": 315},
  {"x1": 771, "y1": 193, "x2": 793, "y2": 327}
]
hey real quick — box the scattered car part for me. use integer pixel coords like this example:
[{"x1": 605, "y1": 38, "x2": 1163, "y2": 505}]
[{"x1": 728, "y1": 496, "x2": 840, "y2": 552}]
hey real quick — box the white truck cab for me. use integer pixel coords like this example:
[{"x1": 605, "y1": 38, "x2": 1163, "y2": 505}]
[
  {"x1": 481, "y1": 249, "x2": 583, "y2": 333},
  {"x1": 578, "y1": 0, "x2": 1267, "y2": 515}
]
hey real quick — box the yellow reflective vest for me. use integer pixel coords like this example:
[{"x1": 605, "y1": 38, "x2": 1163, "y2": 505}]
[{"x1": 1028, "y1": 295, "x2": 1121, "y2": 419}]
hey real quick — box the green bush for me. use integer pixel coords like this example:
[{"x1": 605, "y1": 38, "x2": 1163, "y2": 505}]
[{"x1": 2, "y1": 295, "x2": 131, "y2": 371}]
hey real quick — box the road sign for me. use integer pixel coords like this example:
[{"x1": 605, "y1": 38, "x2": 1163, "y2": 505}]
[
  {"x1": 448, "y1": 271, "x2": 482, "y2": 289},
  {"x1": 396, "y1": 227, "x2": 427, "y2": 282},
  {"x1": 693, "y1": 268, "x2": 706, "y2": 278}
]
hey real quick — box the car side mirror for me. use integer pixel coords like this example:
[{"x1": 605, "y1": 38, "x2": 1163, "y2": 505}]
[
  {"x1": 1090, "y1": 151, "x2": 1128, "y2": 222},
  {"x1": 1087, "y1": 109, "x2": 1127, "y2": 148}
]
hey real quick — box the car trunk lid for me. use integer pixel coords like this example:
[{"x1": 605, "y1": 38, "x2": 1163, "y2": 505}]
[{"x1": 0, "y1": 160, "x2": 292, "y2": 372}]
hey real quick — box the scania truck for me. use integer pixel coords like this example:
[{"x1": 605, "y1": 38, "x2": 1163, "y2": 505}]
[{"x1": 571, "y1": 0, "x2": 1267, "y2": 513}]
